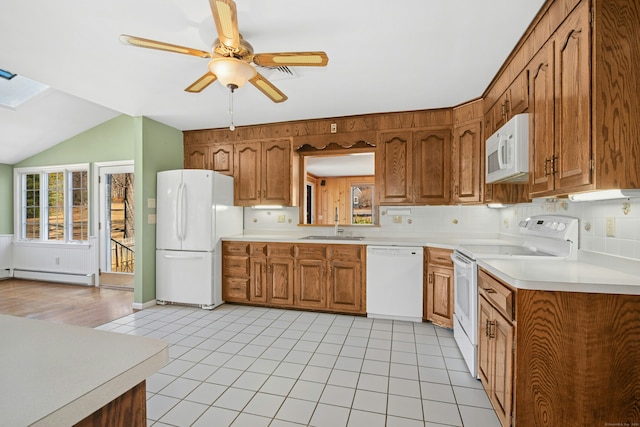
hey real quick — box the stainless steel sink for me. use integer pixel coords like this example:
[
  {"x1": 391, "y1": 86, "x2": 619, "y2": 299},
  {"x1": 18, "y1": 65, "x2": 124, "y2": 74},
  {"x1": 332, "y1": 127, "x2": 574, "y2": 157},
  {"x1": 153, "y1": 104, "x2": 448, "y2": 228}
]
[{"x1": 300, "y1": 235, "x2": 365, "y2": 241}]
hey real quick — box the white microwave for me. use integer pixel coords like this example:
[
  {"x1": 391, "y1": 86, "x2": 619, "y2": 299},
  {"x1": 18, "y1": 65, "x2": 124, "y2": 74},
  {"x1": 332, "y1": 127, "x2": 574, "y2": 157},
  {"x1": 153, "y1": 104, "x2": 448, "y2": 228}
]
[{"x1": 485, "y1": 113, "x2": 529, "y2": 183}]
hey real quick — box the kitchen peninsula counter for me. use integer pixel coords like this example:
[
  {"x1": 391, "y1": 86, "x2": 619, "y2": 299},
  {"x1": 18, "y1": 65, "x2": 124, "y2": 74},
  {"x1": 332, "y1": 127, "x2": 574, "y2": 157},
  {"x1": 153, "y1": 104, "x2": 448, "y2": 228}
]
[
  {"x1": 0, "y1": 314, "x2": 168, "y2": 427},
  {"x1": 478, "y1": 251, "x2": 640, "y2": 295}
]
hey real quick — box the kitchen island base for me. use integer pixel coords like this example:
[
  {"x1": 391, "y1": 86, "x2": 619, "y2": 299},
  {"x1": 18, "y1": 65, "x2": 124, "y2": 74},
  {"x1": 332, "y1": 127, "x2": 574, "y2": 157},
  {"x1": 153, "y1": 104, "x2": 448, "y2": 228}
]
[
  {"x1": 479, "y1": 268, "x2": 640, "y2": 427},
  {"x1": 74, "y1": 381, "x2": 146, "y2": 427}
]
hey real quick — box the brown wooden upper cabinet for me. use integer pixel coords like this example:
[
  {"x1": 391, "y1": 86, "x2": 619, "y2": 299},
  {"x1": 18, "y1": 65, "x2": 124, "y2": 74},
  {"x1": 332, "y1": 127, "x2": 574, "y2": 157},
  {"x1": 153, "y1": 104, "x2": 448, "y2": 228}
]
[
  {"x1": 184, "y1": 142, "x2": 234, "y2": 176},
  {"x1": 527, "y1": 0, "x2": 640, "y2": 197},
  {"x1": 485, "y1": 71, "x2": 529, "y2": 137},
  {"x1": 376, "y1": 128, "x2": 451, "y2": 205},
  {"x1": 184, "y1": 144, "x2": 208, "y2": 170},
  {"x1": 234, "y1": 139, "x2": 293, "y2": 206},
  {"x1": 452, "y1": 120, "x2": 483, "y2": 204},
  {"x1": 529, "y1": 2, "x2": 591, "y2": 197}
]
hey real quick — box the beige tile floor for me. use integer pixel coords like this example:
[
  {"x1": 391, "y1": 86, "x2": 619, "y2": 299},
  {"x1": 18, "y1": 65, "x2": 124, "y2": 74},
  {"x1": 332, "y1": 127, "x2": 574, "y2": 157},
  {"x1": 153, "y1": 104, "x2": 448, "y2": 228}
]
[{"x1": 97, "y1": 304, "x2": 501, "y2": 427}]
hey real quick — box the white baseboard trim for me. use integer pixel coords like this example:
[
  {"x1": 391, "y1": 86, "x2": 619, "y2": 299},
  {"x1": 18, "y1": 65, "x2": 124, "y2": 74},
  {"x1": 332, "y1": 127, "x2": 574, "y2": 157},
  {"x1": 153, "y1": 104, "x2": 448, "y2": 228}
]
[
  {"x1": 13, "y1": 269, "x2": 94, "y2": 286},
  {"x1": 0, "y1": 269, "x2": 11, "y2": 279},
  {"x1": 132, "y1": 299, "x2": 157, "y2": 310}
]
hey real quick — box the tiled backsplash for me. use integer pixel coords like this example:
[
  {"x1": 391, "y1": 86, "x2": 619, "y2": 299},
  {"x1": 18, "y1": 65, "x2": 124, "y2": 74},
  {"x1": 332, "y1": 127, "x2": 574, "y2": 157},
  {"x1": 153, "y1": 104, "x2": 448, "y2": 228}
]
[
  {"x1": 243, "y1": 205, "x2": 502, "y2": 237},
  {"x1": 499, "y1": 198, "x2": 640, "y2": 260},
  {"x1": 243, "y1": 199, "x2": 640, "y2": 261}
]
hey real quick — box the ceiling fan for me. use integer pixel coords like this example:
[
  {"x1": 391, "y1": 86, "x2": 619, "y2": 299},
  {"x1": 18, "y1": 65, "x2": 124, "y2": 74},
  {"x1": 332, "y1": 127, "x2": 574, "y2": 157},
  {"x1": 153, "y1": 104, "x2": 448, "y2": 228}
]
[{"x1": 120, "y1": 0, "x2": 329, "y2": 103}]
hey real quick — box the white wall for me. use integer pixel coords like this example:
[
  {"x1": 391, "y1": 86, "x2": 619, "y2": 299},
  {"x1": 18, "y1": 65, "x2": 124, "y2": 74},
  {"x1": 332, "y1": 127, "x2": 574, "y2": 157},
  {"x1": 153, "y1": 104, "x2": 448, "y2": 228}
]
[
  {"x1": 0, "y1": 235, "x2": 12, "y2": 278},
  {"x1": 499, "y1": 198, "x2": 640, "y2": 260}
]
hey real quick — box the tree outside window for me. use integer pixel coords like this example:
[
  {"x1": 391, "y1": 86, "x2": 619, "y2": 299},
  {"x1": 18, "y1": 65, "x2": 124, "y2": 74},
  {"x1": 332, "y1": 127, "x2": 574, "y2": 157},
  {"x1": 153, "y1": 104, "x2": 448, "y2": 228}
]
[{"x1": 18, "y1": 166, "x2": 89, "y2": 242}]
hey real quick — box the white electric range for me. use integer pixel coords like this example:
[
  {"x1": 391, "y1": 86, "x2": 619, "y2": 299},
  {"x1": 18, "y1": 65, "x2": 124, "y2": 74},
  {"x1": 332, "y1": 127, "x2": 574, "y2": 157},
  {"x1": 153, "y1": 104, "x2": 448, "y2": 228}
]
[{"x1": 451, "y1": 214, "x2": 580, "y2": 377}]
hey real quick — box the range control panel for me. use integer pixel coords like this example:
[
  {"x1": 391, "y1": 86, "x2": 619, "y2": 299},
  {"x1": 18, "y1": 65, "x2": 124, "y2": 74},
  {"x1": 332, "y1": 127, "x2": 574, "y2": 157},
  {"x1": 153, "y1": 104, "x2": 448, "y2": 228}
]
[{"x1": 519, "y1": 215, "x2": 579, "y2": 241}]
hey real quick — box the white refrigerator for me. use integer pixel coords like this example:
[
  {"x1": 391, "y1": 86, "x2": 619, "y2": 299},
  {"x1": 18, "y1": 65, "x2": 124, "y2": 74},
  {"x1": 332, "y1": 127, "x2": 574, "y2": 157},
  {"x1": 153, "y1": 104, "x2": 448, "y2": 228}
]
[{"x1": 156, "y1": 169, "x2": 243, "y2": 309}]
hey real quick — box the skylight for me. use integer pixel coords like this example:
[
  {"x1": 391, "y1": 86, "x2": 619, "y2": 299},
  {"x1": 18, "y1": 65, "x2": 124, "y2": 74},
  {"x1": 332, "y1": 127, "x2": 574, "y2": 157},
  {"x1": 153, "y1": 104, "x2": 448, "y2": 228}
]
[{"x1": 0, "y1": 70, "x2": 49, "y2": 110}]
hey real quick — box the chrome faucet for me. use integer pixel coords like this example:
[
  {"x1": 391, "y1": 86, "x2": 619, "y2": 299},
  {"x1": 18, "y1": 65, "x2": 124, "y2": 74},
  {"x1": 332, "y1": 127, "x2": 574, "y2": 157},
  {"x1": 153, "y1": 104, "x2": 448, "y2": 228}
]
[{"x1": 334, "y1": 207, "x2": 343, "y2": 236}]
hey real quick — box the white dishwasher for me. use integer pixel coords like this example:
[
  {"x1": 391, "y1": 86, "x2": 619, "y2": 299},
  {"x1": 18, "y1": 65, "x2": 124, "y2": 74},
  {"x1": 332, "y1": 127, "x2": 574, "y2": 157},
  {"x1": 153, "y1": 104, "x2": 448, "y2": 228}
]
[{"x1": 366, "y1": 246, "x2": 424, "y2": 322}]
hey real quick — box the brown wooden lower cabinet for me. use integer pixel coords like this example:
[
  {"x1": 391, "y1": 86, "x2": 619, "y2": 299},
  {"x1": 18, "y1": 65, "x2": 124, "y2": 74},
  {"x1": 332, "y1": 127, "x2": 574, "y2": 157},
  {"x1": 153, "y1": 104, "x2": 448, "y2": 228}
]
[
  {"x1": 222, "y1": 241, "x2": 366, "y2": 315},
  {"x1": 424, "y1": 247, "x2": 454, "y2": 328},
  {"x1": 73, "y1": 381, "x2": 146, "y2": 427},
  {"x1": 478, "y1": 267, "x2": 640, "y2": 427},
  {"x1": 221, "y1": 242, "x2": 250, "y2": 302},
  {"x1": 327, "y1": 258, "x2": 363, "y2": 313},
  {"x1": 296, "y1": 258, "x2": 326, "y2": 308}
]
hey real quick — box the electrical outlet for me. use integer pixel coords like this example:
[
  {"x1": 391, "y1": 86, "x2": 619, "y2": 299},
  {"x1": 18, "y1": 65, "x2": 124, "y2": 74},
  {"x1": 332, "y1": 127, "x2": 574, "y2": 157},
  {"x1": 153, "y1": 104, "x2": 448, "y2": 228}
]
[
  {"x1": 393, "y1": 215, "x2": 402, "y2": 224},
  {"x1": 606, "y1": 217, "x2": 615, "y2": 237},
  {"x1": 277, "y1": 215, "x2": 286, "y2": 223}
]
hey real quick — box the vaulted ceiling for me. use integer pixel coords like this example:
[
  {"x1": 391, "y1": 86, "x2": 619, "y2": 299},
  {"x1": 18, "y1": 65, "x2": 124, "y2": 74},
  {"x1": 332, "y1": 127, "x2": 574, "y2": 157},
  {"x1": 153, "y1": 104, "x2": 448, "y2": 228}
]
[{"x1": 0, "y1": 0, "x2": 545, "y2": 164}]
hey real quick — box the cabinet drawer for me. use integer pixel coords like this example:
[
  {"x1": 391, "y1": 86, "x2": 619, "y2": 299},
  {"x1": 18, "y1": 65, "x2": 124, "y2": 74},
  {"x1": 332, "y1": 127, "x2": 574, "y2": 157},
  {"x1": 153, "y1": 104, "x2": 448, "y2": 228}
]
[
  {"x1": 478, "y1": 269, "x2": 515, "y2": 321},
  {"x1": 223, "y1": 277, "x2": 249, "y2": 300},
  {"x1": 294, "y1": 244, "x2": 326, "y2": 259},
  {"x1": 328, "y1": 245, "x2": 363, "y2": 261},
  {"x1": 249, "y1": 243, "x2": 268, "y2": 256},
  {"x1": 427, "y1": 247, "x2": 453, "y2": 267},
  {"x1": 223, "y1": 241, "x2": 249, "y2": 255},
  {"x1": 267, "y1": 244, "x2": 294, "y2": 258},
  {"x1": 223, "y1": 255, "x2": 249, "y2": 276}
]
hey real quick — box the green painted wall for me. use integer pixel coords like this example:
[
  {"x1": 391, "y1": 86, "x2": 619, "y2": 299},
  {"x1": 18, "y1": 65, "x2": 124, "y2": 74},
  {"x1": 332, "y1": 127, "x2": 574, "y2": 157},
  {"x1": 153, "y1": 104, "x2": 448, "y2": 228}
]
[
  {"x1": 12, "y1": 114, "x2": 184, "y2": 306},
  {"x1": 15, "y1": 114, "x2": 135, "y2": 168},
  {"x1": 0, "y1": 164, "x2": 13, "y2": 234},
  {"x1": 133, "y1": 117, "x2": 184, "y2": 304},
  {"x1": 15, "y1": 114, "x2": 137, "y2": 239}
]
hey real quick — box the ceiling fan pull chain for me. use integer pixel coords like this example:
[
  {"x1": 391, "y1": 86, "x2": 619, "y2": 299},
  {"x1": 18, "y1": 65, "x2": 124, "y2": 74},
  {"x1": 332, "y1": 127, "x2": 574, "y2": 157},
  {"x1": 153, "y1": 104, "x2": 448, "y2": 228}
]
[{"x1": 228, "y1": 86, "x2": 236, "y2": 131}]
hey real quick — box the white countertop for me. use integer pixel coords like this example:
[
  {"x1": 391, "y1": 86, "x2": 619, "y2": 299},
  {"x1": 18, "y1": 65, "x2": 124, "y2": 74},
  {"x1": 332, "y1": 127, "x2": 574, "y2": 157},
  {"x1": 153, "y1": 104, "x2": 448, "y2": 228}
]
[
  {"x1": 224, "y1": 233, "x2": 640, "y2": 295},
  {"x1": 0, "y1": 315, "x2": 168, "y2": 427},
  {"x1": 222, "y1": 233, "x2": 510, "y2": 249},
  {"x1": 478, "y1": 255, "x2": 640, "y2": 295}
]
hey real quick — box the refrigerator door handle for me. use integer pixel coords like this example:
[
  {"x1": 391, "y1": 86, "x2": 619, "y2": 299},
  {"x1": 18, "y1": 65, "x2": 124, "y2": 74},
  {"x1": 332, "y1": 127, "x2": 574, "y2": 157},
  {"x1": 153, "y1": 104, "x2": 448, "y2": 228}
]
[
  {"x1": 161, "y1": 253, "x2": 205, "y2": 260},
  {"x1": 176, "y1": 182, "x2": 185, "y2": 241},
  {"x1": 180, "y1": 182, "x2": 188, "y2": 241}
]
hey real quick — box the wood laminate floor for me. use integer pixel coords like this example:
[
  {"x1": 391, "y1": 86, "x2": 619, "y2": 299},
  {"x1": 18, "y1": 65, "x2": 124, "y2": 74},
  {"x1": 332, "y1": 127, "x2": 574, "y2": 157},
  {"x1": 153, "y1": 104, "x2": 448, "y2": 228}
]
[{"x1": 0, "y1": 278, "x2": 134, "y2": 328}]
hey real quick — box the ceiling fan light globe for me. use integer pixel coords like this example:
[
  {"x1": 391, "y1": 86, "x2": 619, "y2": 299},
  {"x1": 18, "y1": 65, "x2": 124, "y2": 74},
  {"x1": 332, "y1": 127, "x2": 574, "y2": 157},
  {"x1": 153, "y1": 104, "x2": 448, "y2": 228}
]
[{"x1": 208, "y1": 57, "x2": 256, "y2": 89}]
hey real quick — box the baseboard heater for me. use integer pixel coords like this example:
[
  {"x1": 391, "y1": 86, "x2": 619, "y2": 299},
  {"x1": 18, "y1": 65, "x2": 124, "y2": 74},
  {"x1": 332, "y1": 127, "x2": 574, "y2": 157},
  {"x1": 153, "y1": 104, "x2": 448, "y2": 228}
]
[
  {"x1": 13, "y1": 269, "x2": 95, "y2": 286},
  {"x1": 0, "y1": 268, "x2": 10, "y2": 279}
]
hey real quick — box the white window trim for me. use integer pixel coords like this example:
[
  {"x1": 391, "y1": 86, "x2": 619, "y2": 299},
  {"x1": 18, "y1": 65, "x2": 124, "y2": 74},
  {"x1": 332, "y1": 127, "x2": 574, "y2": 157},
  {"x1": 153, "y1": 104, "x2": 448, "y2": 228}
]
[{"x1": 14, "y1": 163, "x2": 90, "y2": 244}]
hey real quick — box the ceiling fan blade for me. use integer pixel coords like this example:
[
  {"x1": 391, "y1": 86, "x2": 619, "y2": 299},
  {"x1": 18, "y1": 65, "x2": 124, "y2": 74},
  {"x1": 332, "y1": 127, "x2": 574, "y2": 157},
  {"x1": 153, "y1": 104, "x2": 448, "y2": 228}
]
[
  {"x1": 210, "y1": 0, "x2": 240, "y2": 49},
  {"x1": 185, "y1": 72, "x2": 218, "y2": 93},
  {"x1": 249, "y1": 73, "x2": 288, "y2": 103},
  {"x1": 253, "y1": 52, "x2": 329, "y2": 67},
  {"x1": 120, "y1": 34, "x2": 211, "y2": 58}
]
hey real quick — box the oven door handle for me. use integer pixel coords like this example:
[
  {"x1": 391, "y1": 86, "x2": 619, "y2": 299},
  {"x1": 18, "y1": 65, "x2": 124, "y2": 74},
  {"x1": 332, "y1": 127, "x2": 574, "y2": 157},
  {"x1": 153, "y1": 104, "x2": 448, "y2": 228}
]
[{"x1": 451, "y1": 252, "x2": 473, "y2": 268}]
